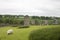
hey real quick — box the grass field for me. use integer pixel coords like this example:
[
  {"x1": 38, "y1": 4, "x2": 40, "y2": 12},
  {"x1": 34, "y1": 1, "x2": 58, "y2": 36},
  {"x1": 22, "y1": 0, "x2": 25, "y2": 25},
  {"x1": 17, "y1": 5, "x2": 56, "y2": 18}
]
[{"x1": 0, "y1": 25, "x2": 60, "y2": 40}]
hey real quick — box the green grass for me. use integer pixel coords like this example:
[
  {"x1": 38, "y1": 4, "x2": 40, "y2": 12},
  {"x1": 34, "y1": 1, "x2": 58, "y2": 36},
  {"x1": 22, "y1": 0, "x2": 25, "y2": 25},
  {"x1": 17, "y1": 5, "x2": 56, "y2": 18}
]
[
  {"x1": 0, "y1": 25, "x2": 60, "y2": 40},
  {"x1": 29, "y1": 25, "x2": 60, "y2": 40}
]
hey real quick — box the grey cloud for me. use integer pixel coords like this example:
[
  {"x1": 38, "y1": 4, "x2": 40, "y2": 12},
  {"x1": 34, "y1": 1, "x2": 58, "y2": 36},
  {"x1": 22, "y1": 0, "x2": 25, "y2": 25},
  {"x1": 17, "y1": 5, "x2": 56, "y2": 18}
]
[{"x1": 0, "y1": 0, "x2": 60, "y2": 17}]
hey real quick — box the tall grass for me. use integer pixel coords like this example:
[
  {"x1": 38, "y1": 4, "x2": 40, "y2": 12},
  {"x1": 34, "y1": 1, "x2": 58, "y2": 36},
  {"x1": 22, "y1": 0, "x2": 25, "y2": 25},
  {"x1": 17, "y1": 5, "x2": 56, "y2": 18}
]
[{"x1": 29, "y1": 25, "x2": 60, "y2": 40}]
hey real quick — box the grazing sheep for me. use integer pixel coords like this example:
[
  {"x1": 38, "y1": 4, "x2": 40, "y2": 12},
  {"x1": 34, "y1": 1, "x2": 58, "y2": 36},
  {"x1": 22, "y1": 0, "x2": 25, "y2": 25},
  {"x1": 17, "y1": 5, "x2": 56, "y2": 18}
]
[{"x1": 7, "y1": 29, "x2": 13, "y2": 35}]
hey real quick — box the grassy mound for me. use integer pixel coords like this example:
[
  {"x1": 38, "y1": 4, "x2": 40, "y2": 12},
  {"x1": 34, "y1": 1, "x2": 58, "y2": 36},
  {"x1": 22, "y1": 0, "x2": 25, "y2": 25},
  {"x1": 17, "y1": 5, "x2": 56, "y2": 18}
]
[{"x1": 29, "y1": 26, "x2": 60, "y2": 40}]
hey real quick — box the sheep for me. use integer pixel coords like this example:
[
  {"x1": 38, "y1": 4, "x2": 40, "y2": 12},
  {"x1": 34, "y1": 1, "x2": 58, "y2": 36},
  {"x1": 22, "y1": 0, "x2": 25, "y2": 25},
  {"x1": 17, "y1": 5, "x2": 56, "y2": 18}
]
[{"x1": 7, "y1": 29, "x2": 13, "y2": 35}]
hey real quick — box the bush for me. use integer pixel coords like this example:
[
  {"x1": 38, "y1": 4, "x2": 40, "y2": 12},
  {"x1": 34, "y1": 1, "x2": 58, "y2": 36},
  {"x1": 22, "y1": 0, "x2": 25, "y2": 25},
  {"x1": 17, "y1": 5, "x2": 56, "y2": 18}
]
[
  {"x1": 29, "y1": 26, "x2": 60, "y2": 40},
  {"x1": 19, "y1": 26, "x2": 29, "y2": 28},
  {"x1": 12, "y1": 24, "x2": 17, "y2": 27}
]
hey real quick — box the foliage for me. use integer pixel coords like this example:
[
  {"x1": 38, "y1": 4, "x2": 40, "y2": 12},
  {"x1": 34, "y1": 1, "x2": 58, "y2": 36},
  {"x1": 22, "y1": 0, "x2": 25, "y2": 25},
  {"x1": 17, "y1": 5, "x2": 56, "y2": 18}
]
[
  {"x1": 19, "y1": 26, "x2": 29, "y2": 28},
  {"x1": 35, "y1": 19, "x2": 40, "y2": 25},
  {"x1": 29, "y1": 25, "x2": 60, "y2": 40},
  {"x1": 0, "y1": 15, "x2": 60, "y2": 26}
]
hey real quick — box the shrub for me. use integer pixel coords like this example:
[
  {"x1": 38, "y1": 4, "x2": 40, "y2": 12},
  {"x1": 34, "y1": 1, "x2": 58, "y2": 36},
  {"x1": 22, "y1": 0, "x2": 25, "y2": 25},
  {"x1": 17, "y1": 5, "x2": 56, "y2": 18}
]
[
  {"x1": 18, "y1": 26, "x2": 29, "y2": 28},
  {"x1": 29, "y1": 26, "x2": 60, "y2": 40},
  {"x1": 12, "y1": 24, "x2": 17, "y2": 27}
]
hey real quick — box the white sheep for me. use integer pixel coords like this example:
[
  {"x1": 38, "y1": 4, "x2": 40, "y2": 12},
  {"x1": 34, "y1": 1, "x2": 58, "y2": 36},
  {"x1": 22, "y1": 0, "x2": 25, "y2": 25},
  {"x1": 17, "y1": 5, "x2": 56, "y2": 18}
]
[{"x1": 7, "y1": 29, "x2": 13, "y2": 35}]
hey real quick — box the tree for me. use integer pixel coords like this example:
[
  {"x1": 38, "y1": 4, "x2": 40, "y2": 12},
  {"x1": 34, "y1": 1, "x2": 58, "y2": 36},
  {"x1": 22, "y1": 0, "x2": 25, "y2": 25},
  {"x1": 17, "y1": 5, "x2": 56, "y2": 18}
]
[{"x1": 35, "y1": 19, "x2": 40, "y2": 25}]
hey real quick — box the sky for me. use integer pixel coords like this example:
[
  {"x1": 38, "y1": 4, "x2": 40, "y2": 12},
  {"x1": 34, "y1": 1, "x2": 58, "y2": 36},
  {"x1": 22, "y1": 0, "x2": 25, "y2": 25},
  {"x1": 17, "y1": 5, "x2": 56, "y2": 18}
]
[{"x1": 0, "y1": 0, "x2": 60, "y2": 17}]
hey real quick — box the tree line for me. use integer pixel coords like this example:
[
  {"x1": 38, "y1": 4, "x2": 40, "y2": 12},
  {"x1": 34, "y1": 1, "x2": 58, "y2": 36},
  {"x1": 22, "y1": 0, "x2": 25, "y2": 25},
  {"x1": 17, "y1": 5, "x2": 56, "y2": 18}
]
[{"x1": 0, "y1": 15, "x2": 60, "y2": 26}]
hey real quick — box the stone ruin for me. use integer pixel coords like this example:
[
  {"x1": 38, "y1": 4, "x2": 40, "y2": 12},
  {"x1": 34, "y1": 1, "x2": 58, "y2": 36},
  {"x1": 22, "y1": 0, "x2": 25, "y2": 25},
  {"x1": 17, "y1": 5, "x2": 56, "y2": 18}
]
[
  {"x1": 52, "y1": 17, "x2": 58, "y2": 25},
  {"x1": 24, "y1": 15, "x2": 30, "y2": 27},
  {"x1": 53, "y1": 19, "x2": 58, "y2": 25},
  {"x1": 44, "y1": 20, "x2": 48, "y2": 25}
]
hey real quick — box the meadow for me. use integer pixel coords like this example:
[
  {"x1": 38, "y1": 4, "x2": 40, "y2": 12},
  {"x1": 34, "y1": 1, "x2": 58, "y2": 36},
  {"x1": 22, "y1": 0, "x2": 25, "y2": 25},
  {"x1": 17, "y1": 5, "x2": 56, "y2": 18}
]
[{"x1": 0, "y1": 25, "x2": 60, "y2": 40}]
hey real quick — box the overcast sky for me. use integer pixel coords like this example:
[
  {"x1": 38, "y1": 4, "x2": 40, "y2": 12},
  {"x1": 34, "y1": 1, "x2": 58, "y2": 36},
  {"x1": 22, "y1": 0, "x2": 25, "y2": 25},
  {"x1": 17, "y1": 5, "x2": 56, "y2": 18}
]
[{"x1": 0, "y1": 0, "x2": 60, "y2": 17}]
